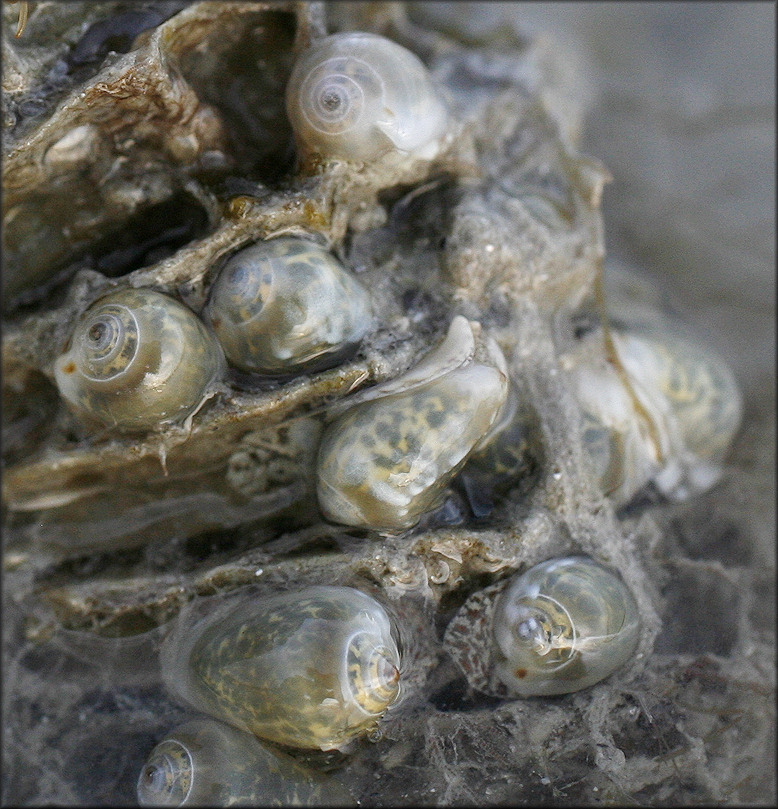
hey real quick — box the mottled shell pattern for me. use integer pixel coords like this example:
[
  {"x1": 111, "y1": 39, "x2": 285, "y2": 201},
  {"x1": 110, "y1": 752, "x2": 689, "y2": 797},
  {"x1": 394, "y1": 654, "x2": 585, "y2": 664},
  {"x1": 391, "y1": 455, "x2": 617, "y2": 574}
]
[
  {"x1": 160, "y1": 586, "x2": 401, "y2": 752},
  {"x1": 444, "y1": 556, "x2": 640, "y2": 698},
  {"x1": 286, "y1": 32, "x2": 450, "y2": 163},
  {"x1": 316, "y1": 316, "x2": 510, "y2": 532},
  {"x1": 54, "y1": 288, "x2": 225, "y2": 432},
  {"x1": 612, "y1": 326, "x2": 742, "y2": 499},
  {"x1": 137, "y1": 718, "x2": 353, "y2": 807},
  {"x1": 205, "y1": 237, "x2": 372, "y2": 375},
  {"x1": 564, "y1": 321, "x2": 742, "y2": 504},
  {"x1": 458, "y1": 384, "x2": 543, "y2": 516}
]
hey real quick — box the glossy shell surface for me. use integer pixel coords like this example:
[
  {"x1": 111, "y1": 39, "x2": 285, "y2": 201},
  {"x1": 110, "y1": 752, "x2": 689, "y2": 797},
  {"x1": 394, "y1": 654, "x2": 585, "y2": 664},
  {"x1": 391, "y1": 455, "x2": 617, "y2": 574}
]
[
  {"x1": 286, "y1": 32, "x2": 449, "y2": 163},
  {"x1": 137, "y1": 718, "x2": 353, "y2": 807},
  {"x1": 316, "y1": 317, "x2": 509, "y2": 531},
  {"x1": 492, "y1": 556, "x2": 640, "y2": 696},
  {"x1": 161, "y1": 586, "x2": 401, "y2": 751},
  {"x1": 568, "y1": 322, "x2": 742, "y2": 504},
  {"x1": 54, "y1": 288, "x2": 224, "y2": 432},
  {"x1": 205, "y1": 237, "x2": 372, "y2": 375},
  {"x1": 613, "y1": 328, "x2": 742, "y2": 490}
]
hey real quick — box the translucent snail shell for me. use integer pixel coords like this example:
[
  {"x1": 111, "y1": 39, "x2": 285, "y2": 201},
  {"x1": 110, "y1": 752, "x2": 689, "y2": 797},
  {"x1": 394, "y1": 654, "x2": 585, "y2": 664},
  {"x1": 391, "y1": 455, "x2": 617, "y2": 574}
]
[
  {"x1": 286, "y1": 32, "x2": 450, "y2": 163},
  {"x1": 160, "y1": 586, "x2": 401, "y2": 751},
  {"x1": 205, "y1": 238, "x2": 372, "y2": 375},
  {"x1": 491, "y1": 556, "x2": 640, "y2": 696},
  {"x1": 54, "y1": 288, "x2": 224, "y2": 431},
  {"x1": 611, "y1": 327, "x2": 742, "y2": 498},
  {"x1": 566, "y1": 322, "x2": 742, "y2": 503},
  {"x1": 444, "y1": 556, "x2": 640, "y2": 698},
  {"x1": 137, "y1": 718, "x2": 353, "y2": 807},
  {"x1": 316, "y1": 316, "x2": 509, "y2": 532}
]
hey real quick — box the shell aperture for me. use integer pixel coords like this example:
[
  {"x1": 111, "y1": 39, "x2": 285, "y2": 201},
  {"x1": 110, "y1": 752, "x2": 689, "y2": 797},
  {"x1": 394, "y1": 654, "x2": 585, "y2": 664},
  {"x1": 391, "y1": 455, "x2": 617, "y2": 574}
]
[
  {"x1": 160, "y1": 586, "x2": 401, "y2": 751},
  {"x1": 54, "y1": 287, "x2": 224, "y2": 431},
  {"x1": 492, "y1": 556, "x2": 640, "y2": 696},
  {"x1": 286, "y1": 32, "x2": 449, "y2": 163},
  {"x1": 316, "y1": 316, "x2": 509, "y2": 531},
  {"x1": 137, "y1": 718, "x2": 353, "y2": 807},
  {"x1": 205, "y1": 238, "x2": 372, "y2": 375}
]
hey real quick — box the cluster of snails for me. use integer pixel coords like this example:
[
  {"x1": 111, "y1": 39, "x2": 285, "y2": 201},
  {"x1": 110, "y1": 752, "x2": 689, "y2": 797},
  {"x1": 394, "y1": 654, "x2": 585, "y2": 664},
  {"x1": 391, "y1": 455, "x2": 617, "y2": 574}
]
[
  {"x1": 141, "y1": 559, "x2": 642, "y2": 805},
  {"x1": 38, "y1": 27, "x2": 743, "y2": 807},
  {"x1": 53, "y1": 25, "x2": 454, "y2": 432},
  {"x1": 140, "y1": 585, "x2": 400, "y2": 805},
  {"x1": 53, "y1": 237, "x2": 374, "y2": 432}
]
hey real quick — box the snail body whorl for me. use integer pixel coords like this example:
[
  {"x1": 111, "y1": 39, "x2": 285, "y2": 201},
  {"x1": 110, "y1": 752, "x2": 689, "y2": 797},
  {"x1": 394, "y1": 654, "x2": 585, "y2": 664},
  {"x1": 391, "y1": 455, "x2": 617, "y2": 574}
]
[
  {"x1": 316, "y1": 317, "x2": 509, "y2": 532},
  {"x1": 286, "y1": 32, "x2": 449, "y2": 163},
  {"x1": 161, "y1": 586, "x2": 401, "y2": 751},
  {"x1": 137, "y1": 718, "x2": 353, "y2": 807},
  {"x1": 205, "y1": 238, "x2": 372, "y2": 375},
  {"x1": 54, "y1": 287, "x2": 224, "y2": 431}
]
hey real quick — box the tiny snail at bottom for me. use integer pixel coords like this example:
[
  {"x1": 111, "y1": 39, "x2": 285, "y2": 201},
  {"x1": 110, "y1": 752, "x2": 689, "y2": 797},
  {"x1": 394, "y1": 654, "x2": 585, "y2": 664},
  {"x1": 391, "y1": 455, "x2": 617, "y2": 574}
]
[
  {"x1": 286, "y1": 31, "x2": 450, "y2": 163},
  {"x1": 444, "y1": 556, "x2": 641, "y2": 697},
  {"x1": 204, "y1": 238, "x2": 372, "y2": 375},
  {"x1": 160, "y1": 586, "x2": 401, "y2": 752},
  {"x1": 54, "y1": 288, "x2": 225, "y2": 432},
  {"x1": 137, "y1": 718, "x2": 353, "y2": 807},
  {"x1": 316, "y1": 316, "x2": 509, "y2": 532}
]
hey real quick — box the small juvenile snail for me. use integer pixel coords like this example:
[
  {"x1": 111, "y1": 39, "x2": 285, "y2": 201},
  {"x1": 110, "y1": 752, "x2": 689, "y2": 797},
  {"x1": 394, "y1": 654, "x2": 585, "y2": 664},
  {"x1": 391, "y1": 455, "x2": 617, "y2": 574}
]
[
  {"x1": 205, "y1": 238, "x2": 372, "y2": 375},
  {"x1": 161, "y1": 586, "x2": 401, "y2": 751},
  {"x1": 137, "y1": 718, "x2": 353, "y2": 807},
  {"x1": 565, "y1": 321, "x2": 742, "y2": 503},
  {"x1": 286, "y1": 32, "x2": 450, "y2": 163},
  {"x1": 316, "y1": 316, "x2": 509, "y2": 532},
  {"x1": 444, "y1": 556, "x2": 641, "y2": 697},
  {"x1": 54, "y1": 288, "x2": 224, "y2": 431}
]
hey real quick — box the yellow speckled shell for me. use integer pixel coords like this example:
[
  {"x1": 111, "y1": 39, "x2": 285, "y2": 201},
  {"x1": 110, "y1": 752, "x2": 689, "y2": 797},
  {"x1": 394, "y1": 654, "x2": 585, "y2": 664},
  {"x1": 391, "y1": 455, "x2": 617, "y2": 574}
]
[
  {"x1": 205, "y1": 238, "x2": 372, "y2": 375},
  {"x1": 286, "y1": 32, "x2": 449, "y2": 163},
  {"x1": 54, "y1": 288, "x2": 224, "y2": 431},
  {"x1": 612, "y1": 330, "x2": 742, "y2": 465},
  {"x1": 569, "y1": 323, "x2": 742, "y2": 503},
  {"x1": 316, "y1": 317, "x2": 509, "y2": 531},
  {"x1": 137, "y1": 719, "x2": 353, "y2": 807},
  {"x1": 161, "y1": 586, "x2": 401, "y2": 751}
]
